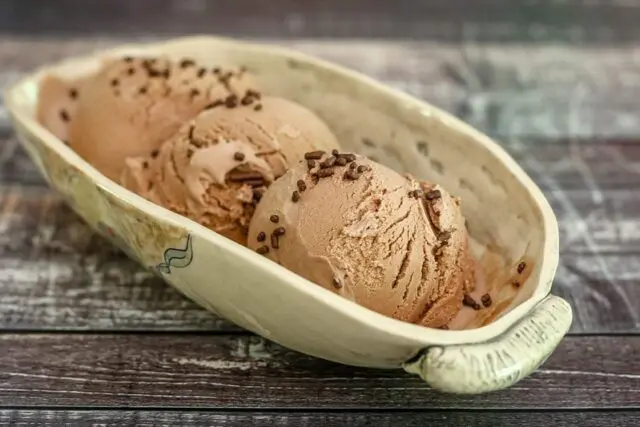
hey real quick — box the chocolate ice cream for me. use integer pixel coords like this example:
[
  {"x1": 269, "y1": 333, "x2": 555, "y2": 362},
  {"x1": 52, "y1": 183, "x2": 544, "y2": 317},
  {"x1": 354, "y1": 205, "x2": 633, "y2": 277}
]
[
  {"x1": 122, "y1": 97, "x2": 341, "y2": 244},
  {"x1": 38, "y1": 56, "x2": 257, "y2": 180},
  {"x1": 247, "y1": 153, "x2": 475, "y2": 328}
]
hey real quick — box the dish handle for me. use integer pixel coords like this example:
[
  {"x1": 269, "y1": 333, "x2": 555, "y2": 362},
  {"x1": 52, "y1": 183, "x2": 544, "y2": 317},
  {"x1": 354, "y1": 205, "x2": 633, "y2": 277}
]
[{"x1": 402, "y1": 294, "x2": 572, "y2": 394}]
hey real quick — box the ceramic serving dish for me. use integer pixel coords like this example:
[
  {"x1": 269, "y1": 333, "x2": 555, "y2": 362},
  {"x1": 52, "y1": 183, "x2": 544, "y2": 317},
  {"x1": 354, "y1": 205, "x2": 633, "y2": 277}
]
[{"x1": 4, "y1": 36, "x2": 572, "y2": 394}]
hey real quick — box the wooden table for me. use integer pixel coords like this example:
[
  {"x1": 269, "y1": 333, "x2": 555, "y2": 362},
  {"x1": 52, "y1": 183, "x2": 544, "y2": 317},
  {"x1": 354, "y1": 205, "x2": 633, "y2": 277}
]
[{"x1": 0, "y1": 1, "x2": 638, "y2": 426}]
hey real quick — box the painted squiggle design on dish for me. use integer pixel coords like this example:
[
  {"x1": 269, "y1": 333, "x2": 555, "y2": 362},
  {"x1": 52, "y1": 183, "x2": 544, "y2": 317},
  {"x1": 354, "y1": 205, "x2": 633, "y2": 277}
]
[{"x1": 154, "y1": 234, "x2": 194, "y2": 274}]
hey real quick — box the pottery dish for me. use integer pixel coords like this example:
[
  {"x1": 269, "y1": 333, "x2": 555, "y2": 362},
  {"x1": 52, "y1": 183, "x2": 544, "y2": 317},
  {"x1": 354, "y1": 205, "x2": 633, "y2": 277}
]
[{"x1": 4, "y1": 36, "x2": 572, "y2": 394}]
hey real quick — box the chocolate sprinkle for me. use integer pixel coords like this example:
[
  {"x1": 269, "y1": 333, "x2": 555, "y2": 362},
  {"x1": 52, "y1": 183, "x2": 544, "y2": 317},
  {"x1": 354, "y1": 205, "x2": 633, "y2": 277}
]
[
  {"x1": 349, "y1": 162, "x2": 357, "y2": 170},
  {"x1": 225, "y1": 94, "x2": 238, "y2": 108},
  {"x1": 256, "y1": 245, "x2": 269, "y2": 254},
  {"x1": 190, "y1": 88, "x2": 200, "y2": 97},
  {"x1": 297, "y1": 180, "x2": 307, "y2": 192},
  {"x1": 362, "y1": 138, "x2": 375, "y2": 147},
  {"x1": 127, "y1": 67, "x2": 135, "y2": 76},
  {"x1": 304, "y1": 151, "x2": 325, "y2": 160},
  {"x1": 425, "y1": 189, "x2": 442, "y2": 201},
  {"x1": 319, "y1": 156, "x2": 336, "y2": 168},
  {"x1": 274, "y1": 227, "x2": 286, "y2": 236},
  {"x1": 409, "y1": 188, "x2": 424, "y2": 199},
  {"x1": 357, "y1": 165, "x2": 368, "y2": 173},
  {"x1": 180, "y1": 59, "x2": 195, "y2": 68},
  {"x1": 270, "y1": 215, "x2": 279, "y2": 223},
  {"x1": 188, "y1": 125, "x2": 195, "y2": 141},
  {"x1": 252, "y1": 188, "x2": 264, "y2": 202},
  {"x1": 481, "y1": 293, "x2": 492, "y2": 307},
  {"x1": 512, "y1": 280, "x2": 521, "y2": 288},
  {"x1": 111, "y1": 78, "x2": 119, "y2": 87},
  {"x1": 517, "y1": 261, "x2": 527, "y2": 274},
  {"x1": 332, "y1": 149, "x2": 340, "y2": 156},
  {"x1": 247, "y1": 89, "x2": 261, "y2": 99},
  {"x1": 150, "y1": 149, "x2": 160, "y2": 158},
  {"x1": 291, "y1": 191, "x2": 301, "y2": 202},
  {"x1": 332, "y1": 277, "x2": 343, "y2": 289},
  {"x1": 241, "y1": 95, "x2": 253, "y2": 106},
  {"x1": 317, "y1": 168, "x2": 335, "y2": 178},
  {"x1": 336, "y1": 157, "x2": 348, "y2": 166},
  {"x1": 257, "y1": 232, "x2": 266, "y2": 242},
  {"x1": 234, "y1": 152, "x2": 246, "y2": 161},
  {"x1": 69, "y1": 88, "x2": 78, "y2": 99},
  {"x1": 432, "y1": 244, "x2": 445, "y2": 258},
  {"x1": 59, "y1": 109, "x2": 70, "y2": 122},
  {"x1": 204, "y1": 99, "x2": 224, "y2": 110},
  {"x1": 306, "y1": 160, "x2": 316, "y2": 169},
  {"x1": 343, "y1": 170, "x2": 360, "y2": 181},
  {"x1": 139, "y1": 86, "x2": 148, "y2": 94},
  {"x1": 438, "y1": 230, "x2": 452, "y2": 242},
  {"x1": 124, "y1": 56, "x2": 134, "y2": 63},
  {"x1": 142, "y1": 161, "x2": 149, "y2": 169},
  {"x1": 197, "y1": 67, "x2": 206, "y2": 78},
  {"x1": 270, "y1": 233, "x2": 279, "y2": 249},
  {"x1": 212, "y1": 67, "x2": 221, "y2": 74},
  {"x1": 253, "y1": 104, "x2": 263, "y2": 111},
  {"x1": 228, "y1": 170, "x2": 265, "y2": 182},
  {"x1": 463, "y1": 294, "x2": 481, "y2": 310},
  {"x1": 147, "y1": 68, "x2": 163, "y2": 78}
]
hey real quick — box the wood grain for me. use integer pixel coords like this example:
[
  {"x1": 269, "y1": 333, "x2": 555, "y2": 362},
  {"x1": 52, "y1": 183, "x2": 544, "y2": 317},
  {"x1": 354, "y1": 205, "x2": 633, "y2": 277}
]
[
  {"x1": 1, "y1": 410, "x2": 638, "y2": 427},
  {"x1": 1, "y1": 0, "x2": 638, "y2": 43},
  {"x1": 0, "y1": 335, "x2": 638, "y2": 408}
]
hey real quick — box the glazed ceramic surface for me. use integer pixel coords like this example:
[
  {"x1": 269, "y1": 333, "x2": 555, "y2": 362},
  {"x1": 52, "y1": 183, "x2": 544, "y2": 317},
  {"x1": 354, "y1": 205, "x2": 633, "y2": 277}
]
[{"x1": 4, "y1": 36, "x2": 572, "y2": 394}]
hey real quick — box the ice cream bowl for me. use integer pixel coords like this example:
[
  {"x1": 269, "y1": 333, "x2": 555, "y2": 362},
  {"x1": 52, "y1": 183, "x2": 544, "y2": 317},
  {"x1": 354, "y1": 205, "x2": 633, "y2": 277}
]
[{"x1": 4, "y1": 36, "x2": 572, "y2": 394}]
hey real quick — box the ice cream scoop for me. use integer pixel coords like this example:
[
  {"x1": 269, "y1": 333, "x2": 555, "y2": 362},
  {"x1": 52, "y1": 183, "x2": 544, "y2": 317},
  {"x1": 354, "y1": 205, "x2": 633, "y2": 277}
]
[
  {"x1": 122, "y1": 96, "x2": 341, "y2": 244},
  {"x1": 247, "y1": 153, "x2": 475, "y2": 328},
  {"x1": 38, "y1": 56, "x2": 258, "y2": 181}
]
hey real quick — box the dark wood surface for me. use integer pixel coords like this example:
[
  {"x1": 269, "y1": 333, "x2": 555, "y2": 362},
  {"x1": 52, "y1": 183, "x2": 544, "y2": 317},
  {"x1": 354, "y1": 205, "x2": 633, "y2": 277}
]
[
  {"x1": 1, "y1": 2, "x2": 639, "y2": 425},
  {"x1": 2, "y1": 410, "x2": 639, "y2": 427},
  {"x1": 1, "y1": 0, "x2": 640, "y2": 44},
  {"x1": 1, "y1": 335, "x2": 638, "y2": 408}
]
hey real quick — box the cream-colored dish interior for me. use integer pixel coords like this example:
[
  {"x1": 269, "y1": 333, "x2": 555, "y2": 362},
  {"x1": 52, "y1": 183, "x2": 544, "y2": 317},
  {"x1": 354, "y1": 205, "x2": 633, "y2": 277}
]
[{"x1": 4, "y1": 37, "x2": 559, "y2": 363}]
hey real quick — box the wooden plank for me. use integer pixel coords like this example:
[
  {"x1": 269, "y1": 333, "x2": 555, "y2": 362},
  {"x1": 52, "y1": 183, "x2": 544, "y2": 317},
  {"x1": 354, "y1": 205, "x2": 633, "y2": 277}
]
[
  {"x1": 1, "y1": 409, "x2": 638, "y2": 427},
  {"x1": 558, "y1": 255, "x2": 640, "y2": 334},
  {"x1": 1, "y1": 185, "x2": 638, "y2": 332},
  {"x1": 0, "y1": 0, "x2": 637, "y2": 43},
  {"x1": 0, "y1": 335, "x2": 638, "y2": 409}
]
